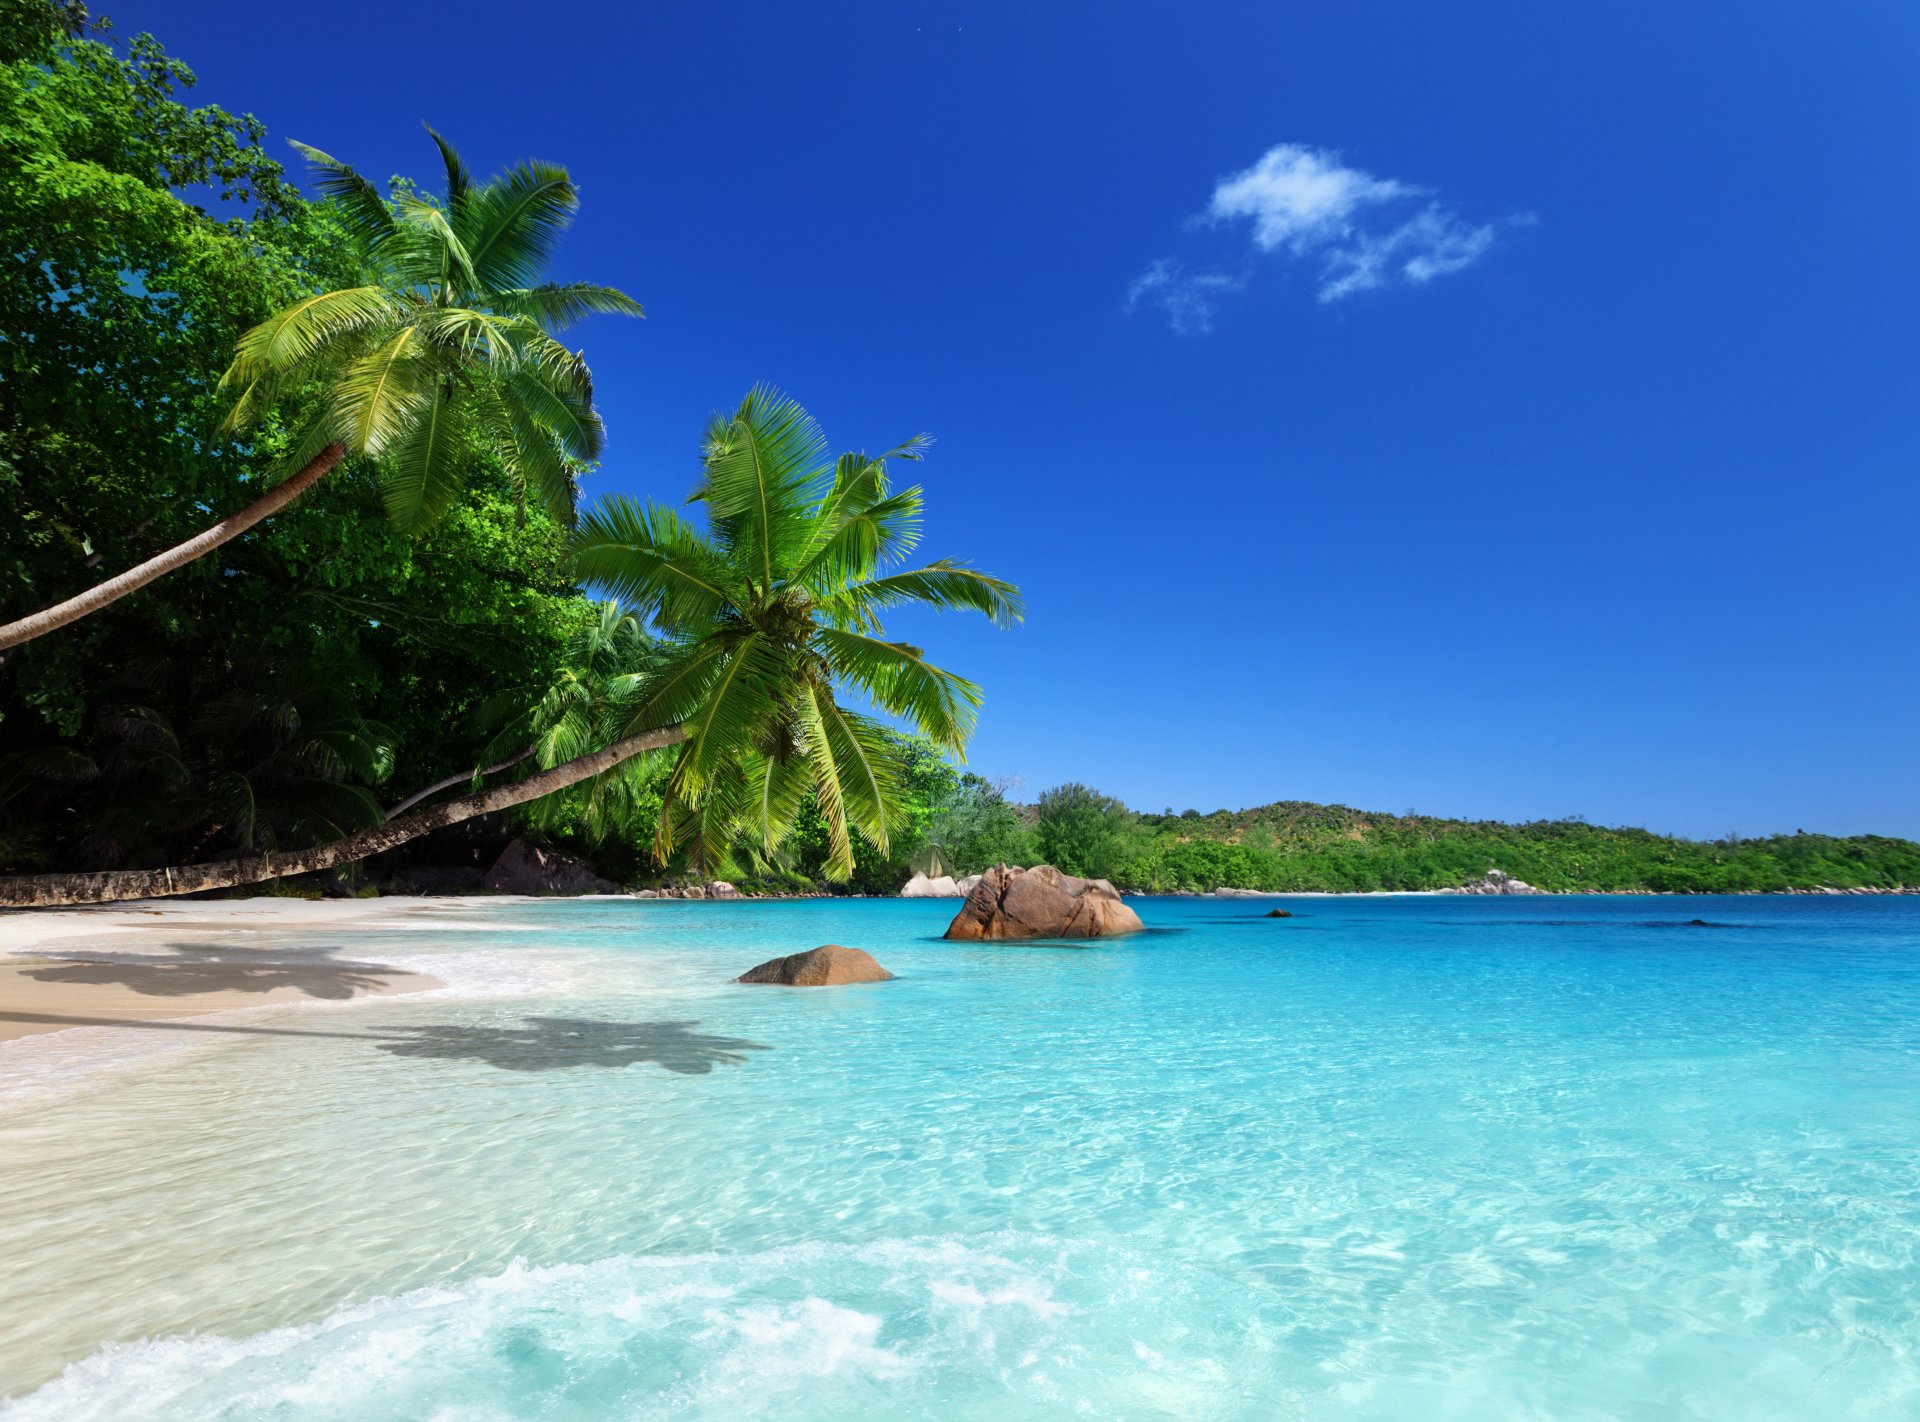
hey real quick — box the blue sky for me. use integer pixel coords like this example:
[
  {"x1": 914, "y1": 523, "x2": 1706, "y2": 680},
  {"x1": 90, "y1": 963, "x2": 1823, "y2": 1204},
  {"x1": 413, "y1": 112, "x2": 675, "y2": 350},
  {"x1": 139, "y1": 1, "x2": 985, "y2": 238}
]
[{"x1": 140, "y1": 1, "x2": 1918, "y2": 838}]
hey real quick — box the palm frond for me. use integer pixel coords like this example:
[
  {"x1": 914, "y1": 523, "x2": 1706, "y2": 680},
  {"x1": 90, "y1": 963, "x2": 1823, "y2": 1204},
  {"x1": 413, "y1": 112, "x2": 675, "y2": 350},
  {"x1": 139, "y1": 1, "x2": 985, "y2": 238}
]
[
  {"x1": 814, "y1": 626, "x2": 982, "y2": 751},
  {"x1": 289, "y1": 140, "x2": 399, "y2": 249},
  {"x1": 695, "y1": 386, "x2": 831, "y2": 589},
  {"x1": 796, "y1": 684, "x2": 853, "y2": 879},
  {"x1": 570, "y1": 498, "x2": 740, "y2": 632},
  {"x1": 501, "y1": 340, "x2": 603, "y2": 462},
  {"x1": 380, "y1": 383, "x2": 472, "y2": 532},
  {"x1": 793, "y1": 486, "x2": 924, "y2": 588},
  {"x1": 394, "y1": 196, "x2": 480, "y2": 297},
  {"x1": 424, "y1": 125, "x2": 472, "y2": 215},
  {"x1": 221, "y1": 286, "x2": 400, "y2": 394},
  {"x1": 330, "y1": 325, "x2": 438, "y2": 456},
  {"x1": 814, "y1": 696, "x2": 901, "y2": 854},
  {"x1": 462, "y1": 159, "x2": 578, "y2": 290},
  {"x1": 823, "y1": 560, "x2": 1024, "y2": 631},
  {"x1": 493, "y1": 282, "x2": 645, "y2": 331},
  {"x1": 676, "y1": 633, "x2": 788, "y2": 791},
  {"x1": 614, "y1": 641, "x2": 730, "y2": 738}
]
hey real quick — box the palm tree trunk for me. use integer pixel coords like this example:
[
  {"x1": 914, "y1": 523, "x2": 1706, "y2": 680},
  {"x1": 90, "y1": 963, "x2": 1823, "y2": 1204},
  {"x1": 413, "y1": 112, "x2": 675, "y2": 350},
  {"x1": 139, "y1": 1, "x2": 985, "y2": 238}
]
[
  {"x1": 0, "y1": 725, "x2": 687, "y2": 908},
  {"x1": 0, "y1": 444, "x2": 348, "y2": 651},
  {"x1": 384, "y1": 746, "x2": 536, "y2": 821}
]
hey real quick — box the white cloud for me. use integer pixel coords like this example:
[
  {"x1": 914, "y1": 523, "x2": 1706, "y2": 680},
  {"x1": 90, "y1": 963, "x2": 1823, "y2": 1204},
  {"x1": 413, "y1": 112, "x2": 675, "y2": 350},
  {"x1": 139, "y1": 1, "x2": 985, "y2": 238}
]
[
  {"x1": 1205, "y1": 144, "x2": 1419, "y2": 254},
  {"x1": 1128, "y1": 142, "x2": 1520, "y2": 327},
  {"x1": 1124, "y1": 258, "x2": 1244, "y2": 336}
]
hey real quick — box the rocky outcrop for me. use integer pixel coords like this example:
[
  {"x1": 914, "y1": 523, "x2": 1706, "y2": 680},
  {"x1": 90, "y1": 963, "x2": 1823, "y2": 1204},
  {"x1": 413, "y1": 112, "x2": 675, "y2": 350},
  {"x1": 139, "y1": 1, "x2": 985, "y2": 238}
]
[
  {"x1": 944, "y1": 864, "x2": 1144, "y2": 941},
  {"x1": 1443, "y1": 869, "x2": 1539, "y2": 896},
  {"x1": 738, "y1": 944, "x2": 894, "y2": 986},
  {"x1": 1212, "y1": 886, "x2": 1284, "y2": 898},
  {"x1": 901, "y1": 872, "x2": 983, "y2": 899},
  {"x1": 482, "y1": 839, "x2": 617, "y2": 896},
  {"x1": 1265, "y1": 908, "x2": 1294, "y2": 918},
  {"x1": 632, "y1": 881, "x2": 739, "y2": 900}
]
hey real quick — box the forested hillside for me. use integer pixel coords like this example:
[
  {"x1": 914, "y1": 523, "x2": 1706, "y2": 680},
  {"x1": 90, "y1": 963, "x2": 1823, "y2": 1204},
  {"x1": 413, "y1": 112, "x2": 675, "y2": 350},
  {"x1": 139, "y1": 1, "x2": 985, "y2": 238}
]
[{"x1": 955, "y1": 787, "x2": 1920, "y2": 895}]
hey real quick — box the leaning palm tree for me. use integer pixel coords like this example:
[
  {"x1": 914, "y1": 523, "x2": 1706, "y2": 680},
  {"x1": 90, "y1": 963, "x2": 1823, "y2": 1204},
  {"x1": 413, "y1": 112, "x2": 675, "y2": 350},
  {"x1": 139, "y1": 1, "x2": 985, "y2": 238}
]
[
  {"x1": 0, "y1": 129, "x2": 641, "y2": 650},
  {"x1": 0, "y1": 390, "x2": 1019, "y2": 906}
]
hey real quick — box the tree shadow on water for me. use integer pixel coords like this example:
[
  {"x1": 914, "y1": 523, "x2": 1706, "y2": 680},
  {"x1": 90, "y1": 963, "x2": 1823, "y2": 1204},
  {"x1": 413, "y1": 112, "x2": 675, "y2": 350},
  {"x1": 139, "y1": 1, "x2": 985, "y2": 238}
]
[
  {"x1": 371, "y1": 1017, "x2": 772, "y2": 1074},
  {"x1": 17, "y1": 944, "x2": 412, "y2": 1000}
]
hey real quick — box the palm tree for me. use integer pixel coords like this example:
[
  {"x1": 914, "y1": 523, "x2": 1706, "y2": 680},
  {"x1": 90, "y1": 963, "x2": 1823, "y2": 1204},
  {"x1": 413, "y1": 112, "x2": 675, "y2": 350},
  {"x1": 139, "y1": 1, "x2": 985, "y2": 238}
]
[
  {"x1": 0, "y1": 129, "x2": 641, "y2": 651},
  {"x1": 0, "y1": 390, "x2": 1019, "y2": 906},
  {"x1": 572, "y1": 386, "x2": 1022, "y2": 880}
]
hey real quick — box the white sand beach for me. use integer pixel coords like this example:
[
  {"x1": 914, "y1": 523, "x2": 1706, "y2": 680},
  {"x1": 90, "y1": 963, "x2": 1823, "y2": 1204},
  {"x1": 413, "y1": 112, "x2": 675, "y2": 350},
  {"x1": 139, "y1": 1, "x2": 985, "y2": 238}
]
[{"x1": 0, "y1": 897, "x2": 468, "y2": 1044}]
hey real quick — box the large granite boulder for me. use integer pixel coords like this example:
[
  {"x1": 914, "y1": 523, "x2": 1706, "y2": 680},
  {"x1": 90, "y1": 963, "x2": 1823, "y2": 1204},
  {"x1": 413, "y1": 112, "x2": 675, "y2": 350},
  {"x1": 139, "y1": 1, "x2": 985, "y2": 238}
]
[
  {"x1": 483, "y1": 838, "x2": 617, "y2": 895},
  {"x1": 738, "y1": 944, "x2": 894, "y2": 986},
  {"x1": 944, "y1": 864, "x2": 1144, "y2": 941}
]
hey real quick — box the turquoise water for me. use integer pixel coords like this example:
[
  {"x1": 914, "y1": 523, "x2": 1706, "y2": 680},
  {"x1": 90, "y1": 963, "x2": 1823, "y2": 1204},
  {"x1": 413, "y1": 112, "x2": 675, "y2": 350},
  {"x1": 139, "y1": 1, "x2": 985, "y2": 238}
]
[{"x1": 2, "y1": 895, "x2": 1918, "y2": 1419}]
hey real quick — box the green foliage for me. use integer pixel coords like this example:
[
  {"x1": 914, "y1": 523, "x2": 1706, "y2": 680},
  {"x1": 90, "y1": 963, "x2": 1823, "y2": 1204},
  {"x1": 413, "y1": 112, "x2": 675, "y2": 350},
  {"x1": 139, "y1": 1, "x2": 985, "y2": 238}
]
[
  {"x1": 1034, "y1": 782, "x2": 1134, "y2": 880},
  {"x1": 0, "y1": 15, "x2": 600, "y2": 874},
  {"x1": 927, "y1": 775, "x2": 1038, "y2": 874},
  {"x1": 1009, "y1": 791, "x2": 1920, "y2": 895},
  {"x1": 570, "y1": 386, "x2": 1020, "y2": 881},
  {"x1": 221, "y1": 131, "x2": 642, "y2": 532}
]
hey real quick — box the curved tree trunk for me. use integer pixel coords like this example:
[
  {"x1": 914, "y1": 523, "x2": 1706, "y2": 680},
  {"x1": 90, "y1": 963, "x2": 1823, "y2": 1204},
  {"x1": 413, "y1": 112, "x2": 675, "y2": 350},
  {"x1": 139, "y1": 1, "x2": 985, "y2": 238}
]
[
  {"x1": 0, "y1": 724, "x2": 688, "y2": 908},
  {"x1": 0, "y1": 443, "x2": 348, "y2": 651},
  {"x1": 384, "y1": 746, "x2": 536, "y2": 821}
]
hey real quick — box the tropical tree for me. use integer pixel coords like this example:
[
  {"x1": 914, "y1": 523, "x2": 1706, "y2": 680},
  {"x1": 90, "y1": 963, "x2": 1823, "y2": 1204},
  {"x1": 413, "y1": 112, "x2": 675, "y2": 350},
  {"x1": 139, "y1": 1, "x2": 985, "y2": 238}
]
[
  {"x1": 0, "y1": 390, "x2": 1021, "y2": 906},
  {"x1": 0, "y1": 129, "x2": 641, "y2": 650},
  {"x1": 383, "y1": 601, "x2": 664, "y2": 834},
  {"x1": 571, "y1": 386, "x2": 1023, "y2": 880}
]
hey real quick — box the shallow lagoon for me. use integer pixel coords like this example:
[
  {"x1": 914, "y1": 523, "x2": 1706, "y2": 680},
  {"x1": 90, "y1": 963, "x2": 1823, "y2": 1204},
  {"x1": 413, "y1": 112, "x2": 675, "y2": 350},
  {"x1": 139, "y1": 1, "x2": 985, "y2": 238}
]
[{"x1": 2, "y1": 895, "x2": 1917, "y2": 1419}]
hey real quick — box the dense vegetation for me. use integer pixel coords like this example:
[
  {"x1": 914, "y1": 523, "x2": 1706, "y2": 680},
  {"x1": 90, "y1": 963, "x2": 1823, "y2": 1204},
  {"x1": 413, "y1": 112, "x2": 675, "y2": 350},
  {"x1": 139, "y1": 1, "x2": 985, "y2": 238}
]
[
  {"x1": 0, "y1": 7, "x2": 609, "y2": 879},
  {"x1": 0, "y1": 7, "x2": 1016, "y2": 899},
  {"x1": 980, "y1": 788, "x2": 1920, "y2": 895}
]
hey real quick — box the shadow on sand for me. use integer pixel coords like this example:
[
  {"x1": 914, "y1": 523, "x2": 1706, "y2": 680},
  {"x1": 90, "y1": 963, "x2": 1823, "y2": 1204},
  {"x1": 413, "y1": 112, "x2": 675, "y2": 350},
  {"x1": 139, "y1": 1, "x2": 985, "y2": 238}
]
[
  {"x1": 0, "y1": 1009, "x2": 772, "y2": 1076},
  {"x1": 371, "y1": 1017, "x2": 772, "y2": 1074},
  {"x1": 16, "y1": 943, "x2": 412, "y2": 1000}
]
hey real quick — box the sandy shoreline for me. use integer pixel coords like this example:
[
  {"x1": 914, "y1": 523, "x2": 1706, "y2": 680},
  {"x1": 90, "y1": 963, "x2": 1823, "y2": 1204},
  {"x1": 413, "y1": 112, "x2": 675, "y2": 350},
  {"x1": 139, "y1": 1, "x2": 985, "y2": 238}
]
[{"x1": 0, "y1": 898, "x2": 469, "y2": 1045}]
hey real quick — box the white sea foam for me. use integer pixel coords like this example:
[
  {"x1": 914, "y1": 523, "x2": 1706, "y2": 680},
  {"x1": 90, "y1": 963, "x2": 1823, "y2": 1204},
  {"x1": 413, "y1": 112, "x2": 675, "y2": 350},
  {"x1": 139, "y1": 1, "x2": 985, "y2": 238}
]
[{"x1": 0, "y1": 1235, "x2": 1275, "y2": 1421}]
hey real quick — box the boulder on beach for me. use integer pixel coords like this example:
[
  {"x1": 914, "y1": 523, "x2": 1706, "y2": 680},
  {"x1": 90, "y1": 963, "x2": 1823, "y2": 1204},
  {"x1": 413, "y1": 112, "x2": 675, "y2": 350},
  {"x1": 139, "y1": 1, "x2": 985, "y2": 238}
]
[
  {"x1": 944, "y1": 864, "x2": 1143, "y2": 941},
  {"x1": 901, "y1": 872, "x2": 982, "y2": 899},
  {"x1": 1442, "y1": 869, "x2": 1540, "y2": 896},
  {"x1": 737, "y1": 944, "x2": 894, "y2": 986},
  {"x1": 901, "y1": 872, "x2": 961, "y2": 898},
  {"x1": 482, "y1": 838, "x2": 617, "y2": 896}
]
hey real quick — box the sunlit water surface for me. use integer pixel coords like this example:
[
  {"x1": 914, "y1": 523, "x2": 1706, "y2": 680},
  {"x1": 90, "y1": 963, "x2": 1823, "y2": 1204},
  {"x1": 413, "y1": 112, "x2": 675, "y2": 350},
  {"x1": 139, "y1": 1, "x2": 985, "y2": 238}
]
[{"x1": 2, "y1": 895, "x2": 1917, "y2": 1420}]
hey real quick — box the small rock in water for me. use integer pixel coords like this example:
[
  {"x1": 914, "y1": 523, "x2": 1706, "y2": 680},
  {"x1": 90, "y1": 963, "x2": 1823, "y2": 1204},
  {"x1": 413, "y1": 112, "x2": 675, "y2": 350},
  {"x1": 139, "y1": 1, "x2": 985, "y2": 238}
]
[
  {"x1": 1265, "y1": 908, "x2": 1294, "y2": 918},
  {"x1": 738, "y1": 944, "x2": 894, "y2": 986},
  {"x1": 1688, "y1": 918, "x2": 1710, "y2": 927}
]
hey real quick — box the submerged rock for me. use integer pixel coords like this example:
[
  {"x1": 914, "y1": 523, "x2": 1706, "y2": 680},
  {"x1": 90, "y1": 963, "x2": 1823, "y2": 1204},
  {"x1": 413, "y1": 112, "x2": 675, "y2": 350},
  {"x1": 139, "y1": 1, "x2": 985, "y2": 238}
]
[
  {"x1": 482, "y1": 838, "x2": 617, "y2": 896},
  {"x1": 944, "y1": 864, "x2": 1144, "y2": 941},
  {"x1": 738, "y1": 944, "x2": 894, "y2": 986},
  {"x1": 1265, "y1": 908, "x2": 1294, "y2": 918}
]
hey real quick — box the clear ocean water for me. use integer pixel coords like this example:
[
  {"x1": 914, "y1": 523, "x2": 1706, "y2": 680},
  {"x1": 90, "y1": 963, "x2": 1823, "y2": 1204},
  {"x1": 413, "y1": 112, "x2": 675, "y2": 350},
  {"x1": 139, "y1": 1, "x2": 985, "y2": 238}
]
[{"x1": 1, "y1": 894, "x2": 1917, "y2": 1420}]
